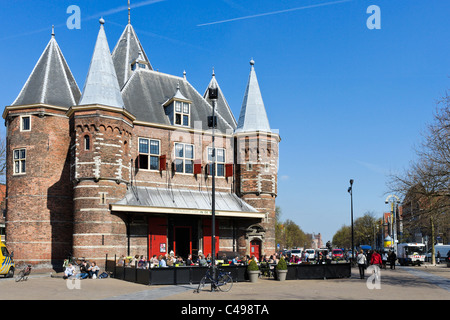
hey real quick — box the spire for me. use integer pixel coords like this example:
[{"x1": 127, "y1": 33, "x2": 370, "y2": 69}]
[
  {"x1": 235, "y1": 59, "x2": 271, "y2": 133},
  {"x1": 203, "y1": 68, "x2": 237, "y2": 129},
  {"x1": 79, "y1": 18, "x2": 124, "y2": 108},
  {"x1": 128, "y1": 0, "x2": 131, "y2": 25},
  {"x1": 11, "y1": 27, "x2": 81, "y2": 107},
  {"x1": 112, "y1": 20, "x2": 153, "y2": 88}
]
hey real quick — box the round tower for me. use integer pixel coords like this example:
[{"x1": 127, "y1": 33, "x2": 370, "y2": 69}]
[
  {"x1": 234, "y1": 60, "x2": 280, "y2": 257},
  {"x1": 3, "y1": 29, "x2": 81, "y2": 269},
  {"x1": 68, "y1": 19, "x2": 135, "y2": 265}
]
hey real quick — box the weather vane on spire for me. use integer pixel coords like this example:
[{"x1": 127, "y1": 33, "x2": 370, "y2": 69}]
[{"x1": 128, "y1": 0, "x2": 131, "y2": 24}]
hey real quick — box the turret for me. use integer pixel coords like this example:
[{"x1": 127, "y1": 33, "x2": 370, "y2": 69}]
[
  {"x1": 67, "y1": 19, "x2": 135, "y2": 264},
  {"x1": 234, "y1": 59, "x2": 280, "y2": 256},
  {"x1": 2, "y1": 27, "x2": 80, "y2": 268}
]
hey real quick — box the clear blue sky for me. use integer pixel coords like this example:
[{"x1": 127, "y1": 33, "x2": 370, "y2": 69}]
[{"x1": 1, "y1": 0, "x2": 449, "y2": 244}]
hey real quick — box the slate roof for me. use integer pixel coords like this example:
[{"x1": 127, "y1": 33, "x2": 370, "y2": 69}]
[
  {"x1": 235, "y1": 60, "x2": 271, "y2": 133},
  {"x1": 112, "y1": 23, "x2": 152, "y2": 89},
  {"x1": 11, "y1": 30, "x2": 81, "y2": 107},
  {"x1": 114, "y1": 186, "x2": 259, "y2": 213},
  {"x1": 121, "y1": 68, "x2": 235, "y2": 133},
  {"x1": 203, "y1": 71, "x2": 237, "y2": 130},
  {"x1": 78, "y1": 19, "x2": 124, "y2": 109}
]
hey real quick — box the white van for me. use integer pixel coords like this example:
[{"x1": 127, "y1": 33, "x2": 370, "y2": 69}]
[{"x1": 426, "y1": 244, "x2": 450, "y2": 263}]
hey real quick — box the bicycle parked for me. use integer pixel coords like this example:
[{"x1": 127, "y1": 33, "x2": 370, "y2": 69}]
[
  {"x1": 63, "y1": 253, "x2": 88, "y2": 269},
  {"x1": 15, "y1": 264, "x2": 32, "y2": 282},
  {"x1": 194, "y1": 265, "x2": 233, "y2": 293}
]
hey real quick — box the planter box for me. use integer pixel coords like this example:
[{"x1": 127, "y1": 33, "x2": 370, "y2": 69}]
[
  {"x1": 276, "y1": 269, "x2": 288, "y2": 281},
  {"x1": 105, "y1": 260, "x2": 350, "y2": 286},
  {"x1": 247, "y1": 270, "x2": 259, "y2": 282}
]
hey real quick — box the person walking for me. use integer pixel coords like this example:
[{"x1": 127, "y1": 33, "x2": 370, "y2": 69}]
[
  {"x1": 437, "y1": 251, "x2": 441, "y2": 264},
  {"x1": 389, "y1": 250, "x2": 396, "y2": 270},
  {"x1": 381, "y1": 251, "x2": 388, "y2": 269},
  {"x1": 357, "y1": 250, "x2": 367, "y2": 279},
  {"x1": 370, "y1": 250, "x2": 382, "y2": 268}
]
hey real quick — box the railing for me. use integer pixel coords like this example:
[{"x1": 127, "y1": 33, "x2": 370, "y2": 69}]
[{"x1": 104, "y1": 255, "x2": 351, "y2": 286}]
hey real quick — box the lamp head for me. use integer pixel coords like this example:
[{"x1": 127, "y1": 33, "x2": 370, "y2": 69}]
[{"x1": 349, "y1": 179, "x2": 354, "y2": 186}]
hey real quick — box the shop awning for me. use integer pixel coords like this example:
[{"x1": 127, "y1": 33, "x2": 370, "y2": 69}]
[{"x1": 111, "y1": 186, "x2": 265, "y2": 219}]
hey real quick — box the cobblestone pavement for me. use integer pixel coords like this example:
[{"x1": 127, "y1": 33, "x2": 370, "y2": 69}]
[{"x1": 1, "y1": 264, "x2": 448, "y2": 300}]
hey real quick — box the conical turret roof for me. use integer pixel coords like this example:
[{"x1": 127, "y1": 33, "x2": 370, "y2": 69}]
[
  {"x1": 12, "y1": 27, "x2": 81, "y2": 107},
  {"x1": 235, "y1": 59, "x2": 271, "y2": 133},
  {"x1": 112, "y1": 23, "x2": 152, "y2": 89},
  {"x1": 203, "y1": 69, "x2": 237, "y2": 129},
  {"x1": 78, "y1": 19, "x2": 124, "y2": 108}
]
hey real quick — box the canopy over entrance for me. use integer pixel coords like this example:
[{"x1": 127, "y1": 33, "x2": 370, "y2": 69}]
[{"x1": 111, "y1": 186, "x2": 265, "y2": 219}]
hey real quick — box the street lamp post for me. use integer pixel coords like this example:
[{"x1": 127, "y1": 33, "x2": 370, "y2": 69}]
[
  {"x1": 208, "y1": 80, "x2": 218, "y2": 287},
  {"x1": 385, "y1": 195, "x2": 400, "y2": 255},
  {"x1": 348, "y1": 179, "x2": 354, "y2": 264}
]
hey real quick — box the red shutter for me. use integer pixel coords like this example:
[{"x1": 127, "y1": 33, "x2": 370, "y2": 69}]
[
  {"x1": 159, "y1": 155, "x2": 166, "y2": 171},
  {"x1": 194, "y1": 160, "x2": 202, "y2": 174},
  {"x1": 225, "y1": 163, "x2": 233, "y2": 177}
]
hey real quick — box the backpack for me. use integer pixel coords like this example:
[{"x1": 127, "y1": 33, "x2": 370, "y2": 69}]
[{"x1": 98, "y1": 272, "x2": 108, "y2": 279}]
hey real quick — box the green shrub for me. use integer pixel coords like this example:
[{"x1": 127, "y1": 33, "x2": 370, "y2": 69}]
[
  {"x1": 276, "y1": 257, "x2": 287, "y2": 270},
  {"x1": 247, "y1": 258, "x2": 259, "y2": 271}
]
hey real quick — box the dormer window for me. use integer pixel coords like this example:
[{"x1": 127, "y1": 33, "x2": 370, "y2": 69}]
[
  {"x1": 131, "y1": 51, "x2": 149, "y2": 71},
  {"x1": 175, "y1": 101, "x2": 190, "y2": 126},
  {"x1": 131, "y1": 62, "x2": 147, "y2": 71},
  {"x1": 163, "y1": 83, "x2": 192, "y2": 128}
]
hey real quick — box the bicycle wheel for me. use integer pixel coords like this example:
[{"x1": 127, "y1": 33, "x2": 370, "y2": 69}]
[
  {"x1": 195, "y1": 276, "x2": 207, "y2": 293},
  {"x1": 15, "y1": 270, "x2": 24, "y2": 282},
  {"x1": 217, "y1": 273, "x2": 233, "y2": 292}
]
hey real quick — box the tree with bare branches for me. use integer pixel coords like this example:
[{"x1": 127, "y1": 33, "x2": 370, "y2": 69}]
[{"x1": 388, "y1": 93, "x2": 450, "y2": 264}]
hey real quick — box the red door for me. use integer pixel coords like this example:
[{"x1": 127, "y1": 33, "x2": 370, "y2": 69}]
[
  {"x1": 202, "y1": 218, "x2": 219, "y2": 257},
  {"x1": 148, "y1": 216, "x2": 167, "y2": 258},
  {"x1": 250, "y1": 239, "x2": 261, "y2": 260}
]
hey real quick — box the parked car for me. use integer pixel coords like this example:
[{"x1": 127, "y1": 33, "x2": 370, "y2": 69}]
[
  {"x1": 425, "y1": 244, "x2": 450, "y2": 263},
  {"x1": 332, "y1": 249, "x2": 344, "y2": 260}
]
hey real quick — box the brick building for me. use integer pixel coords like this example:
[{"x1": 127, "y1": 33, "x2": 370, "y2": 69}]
[{"x1": 2, "y1": 16, "x2": 280, "y2": 269}]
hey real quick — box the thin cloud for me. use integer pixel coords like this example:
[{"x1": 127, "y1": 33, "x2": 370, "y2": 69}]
[
  {"x1": 197, "y1": 0, "x2": 353, "y2": 27},
  {"x1": 85, "y1": 0, "x2": 166, "y2": 21},
  {"x1": 0, "y1": 0, "x2": 165, "y2": 41},
  {"x1": 355, "y1": 160, "x2": 388, "y2": 175}
]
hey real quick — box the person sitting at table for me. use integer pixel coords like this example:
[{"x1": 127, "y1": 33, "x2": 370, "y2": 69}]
[
  {"x1": 158, "y1": 255, "x2": 167, "y2": 267},
  {"x1": 186, "y1": 254, "x2": 194, "y2": 266},
  {"x1": 175, "y1": 256, "x2": 184, "y2": 266},
  {"x1": 231, "y1": 256, "x2": 240, "y2": 266},
  {"x1": 199, "y1": 254, "x2": 208, "y2": 267},
  {"x1": 220, "y1": 253, "x2": 228, "y2": 264}
]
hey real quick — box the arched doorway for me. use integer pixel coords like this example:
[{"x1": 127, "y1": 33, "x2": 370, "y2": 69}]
[
  {"x1": 245, "y1": 224, "x2": 266, "y2": 259},
  {"x1": 250, "y1": 239, "x2": 261, "y2": 260}
]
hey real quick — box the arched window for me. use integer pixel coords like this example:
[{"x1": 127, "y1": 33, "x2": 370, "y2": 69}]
[{"x1": 84, "y1": 135, "x2": 90, "y2": 151}]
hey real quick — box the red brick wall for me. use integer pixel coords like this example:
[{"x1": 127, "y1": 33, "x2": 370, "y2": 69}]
[
  {"x1": 235, "y1": 133, "x2": 279, "y2": 256},
  {"x1": 71, "y1": 108, "x2": 132, "y2": 264},
  {"x1": 5, "y1": 107, "x2": 73, "y2": 267}
]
